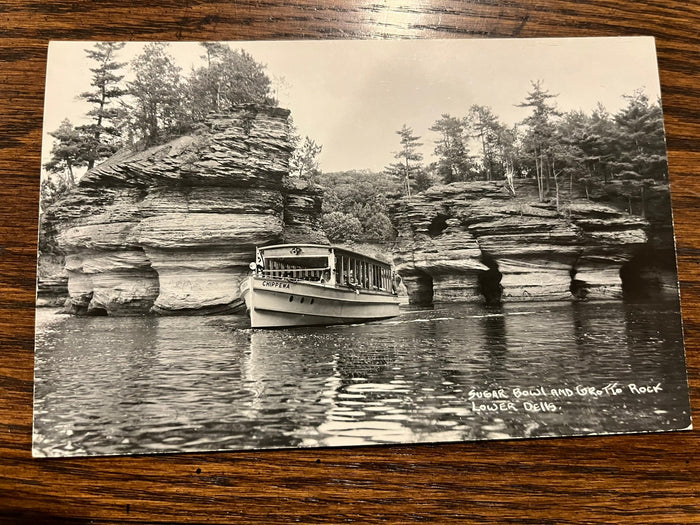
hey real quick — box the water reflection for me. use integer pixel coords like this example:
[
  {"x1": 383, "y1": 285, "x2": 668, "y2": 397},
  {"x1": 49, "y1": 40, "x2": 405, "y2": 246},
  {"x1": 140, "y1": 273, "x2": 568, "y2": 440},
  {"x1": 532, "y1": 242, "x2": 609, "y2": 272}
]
[{"x1": 33, "y1": 299, "x2": 691, "y2": 457}]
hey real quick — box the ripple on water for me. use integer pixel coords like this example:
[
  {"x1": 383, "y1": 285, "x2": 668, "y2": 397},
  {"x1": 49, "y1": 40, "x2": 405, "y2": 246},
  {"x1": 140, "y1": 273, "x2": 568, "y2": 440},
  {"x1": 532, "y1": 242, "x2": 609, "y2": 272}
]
[{"x1": 32, "y1": 299, "x2": 691, "y2": 456}]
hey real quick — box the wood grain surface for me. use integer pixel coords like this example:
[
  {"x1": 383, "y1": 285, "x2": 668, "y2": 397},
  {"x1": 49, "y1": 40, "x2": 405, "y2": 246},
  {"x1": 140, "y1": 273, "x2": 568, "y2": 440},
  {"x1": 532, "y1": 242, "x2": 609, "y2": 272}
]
[{"x1": 1, "y1": 1, "x2": 699, "y2": 523}]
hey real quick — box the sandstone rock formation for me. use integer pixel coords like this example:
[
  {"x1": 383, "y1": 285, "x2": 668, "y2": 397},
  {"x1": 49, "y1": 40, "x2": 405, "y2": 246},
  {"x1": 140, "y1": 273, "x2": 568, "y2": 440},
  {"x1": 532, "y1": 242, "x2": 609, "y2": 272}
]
[
  {"x1": 41, "y1": 106, "x2": 327, "y2": 315},
  {"x1": 390, "y1": 181, "x2": 651, "y2": 305},
  {"x1": 36, "y1": 254, "x2": 68, "y2": 307}
]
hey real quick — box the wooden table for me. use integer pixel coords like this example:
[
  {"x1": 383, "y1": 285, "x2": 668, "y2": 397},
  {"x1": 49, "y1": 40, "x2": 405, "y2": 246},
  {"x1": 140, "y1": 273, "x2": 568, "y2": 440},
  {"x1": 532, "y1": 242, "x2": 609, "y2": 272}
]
[{"x1": 1, "y1": 1, "x2": 698, "y2": 522}]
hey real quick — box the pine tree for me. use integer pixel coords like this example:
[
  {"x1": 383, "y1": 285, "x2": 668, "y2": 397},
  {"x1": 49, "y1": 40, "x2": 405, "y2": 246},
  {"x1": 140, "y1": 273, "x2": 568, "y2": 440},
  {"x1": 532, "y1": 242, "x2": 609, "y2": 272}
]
[
  {"x1": 290, "y1": 136, "x2": 323, "y2": 181},
  {"x1": 581, "y1": 104, "x2": 617, "y2": 187},
  {"x1": 518, "y1": 81, "x2": 561, "y2": 201},
  {"x1": 76, "y1": 42, "x2": 127, "y2": 169},
  {"x1": 467, "y1": 105, "x2": 499, "y2": 181},
  {"x1": 429, "y1": 114, "x2": 472, "y2": 183},
  {"x1": 550, "y1": 110, "x2": 589, "y2": 209},
  {"x1": 385, "y1": 125, "x2": 424, "y2": 197},
  {"x1": 613, "y1": 91, "x2": 667, "y2": 181},
  {"x1": 44, "y1": 119, "x2": 85, "y2": 186}
]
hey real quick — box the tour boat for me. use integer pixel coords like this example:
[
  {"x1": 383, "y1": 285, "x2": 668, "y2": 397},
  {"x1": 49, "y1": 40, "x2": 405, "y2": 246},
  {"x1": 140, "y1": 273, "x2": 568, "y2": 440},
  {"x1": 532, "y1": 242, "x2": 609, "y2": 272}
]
[{"x1": 240, "y1": 244, "x2": 401, "y2": 328}]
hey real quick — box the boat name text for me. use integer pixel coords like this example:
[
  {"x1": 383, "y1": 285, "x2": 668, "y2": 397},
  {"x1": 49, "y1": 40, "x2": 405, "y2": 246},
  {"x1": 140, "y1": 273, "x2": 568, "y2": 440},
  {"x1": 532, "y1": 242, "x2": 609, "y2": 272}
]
[{"x1": 261, "y1": 280, "x2": 291, "y2": 289}]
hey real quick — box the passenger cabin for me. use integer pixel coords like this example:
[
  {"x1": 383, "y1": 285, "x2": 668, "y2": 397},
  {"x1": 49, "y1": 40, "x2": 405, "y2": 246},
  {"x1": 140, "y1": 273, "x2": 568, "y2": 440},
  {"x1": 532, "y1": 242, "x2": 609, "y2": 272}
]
[{"x1": 256, "y1": 244, "x2": 394, "y2": 293}]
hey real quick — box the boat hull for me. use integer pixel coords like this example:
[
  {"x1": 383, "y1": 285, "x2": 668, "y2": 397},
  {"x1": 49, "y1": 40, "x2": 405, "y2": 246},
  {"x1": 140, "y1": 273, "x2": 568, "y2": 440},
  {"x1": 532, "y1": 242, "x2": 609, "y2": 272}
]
[{"x1": 241, "y1": 276, "x2": 400, "y2": 328}]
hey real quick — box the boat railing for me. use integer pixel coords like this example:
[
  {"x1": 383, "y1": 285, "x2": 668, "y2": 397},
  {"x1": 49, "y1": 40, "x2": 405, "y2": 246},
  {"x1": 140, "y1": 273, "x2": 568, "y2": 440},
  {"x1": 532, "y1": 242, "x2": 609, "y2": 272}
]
[
  {"x1": 261, "y1": 267, "x2": 329, "y2": 274},
  {"x1": 260, "y1": 266, "x2": 332, "y2": 283}
]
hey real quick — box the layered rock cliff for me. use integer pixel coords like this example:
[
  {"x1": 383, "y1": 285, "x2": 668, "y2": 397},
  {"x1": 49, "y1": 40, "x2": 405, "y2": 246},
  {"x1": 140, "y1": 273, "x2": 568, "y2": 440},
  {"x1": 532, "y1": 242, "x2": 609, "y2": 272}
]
[
  {"x1": 390, "y1": 181, "x2": 654, "y2": 305},
  {"x1": 41, "y1": 106, "x2": 327, "y2": 315}
]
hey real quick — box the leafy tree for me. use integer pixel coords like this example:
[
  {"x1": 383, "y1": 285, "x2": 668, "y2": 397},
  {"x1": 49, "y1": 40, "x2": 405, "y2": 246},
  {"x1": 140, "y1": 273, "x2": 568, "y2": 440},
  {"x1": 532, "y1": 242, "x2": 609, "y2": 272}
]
[
  {"x1": 186, "y1": 44, "x2": 276, "y2": 121},
  {"x1": 290, "y1": 136, "x2": 323, "y2": 181},
  {"x1": 362, "y1": 211, "x2": 393, "y2": 240},
  {"x1": 44, "y1": 119, "x2": 85, "y2": 185},
  {"x1": 319, "y1": 170, "x2": 398, "y2": 213},
  {"x1": 322, "y1": 211, "x2": 363, "y2": 242},
  {"x1": 496, "y1": 124, "x2": 521, "y2": 179},
  {"x1": 385, "y1": 124, "x2": 424, "y2": 196},
  {"x1": 126, "y1": 43, "x2": 187, "y2": 147},
  {"x1": 40, "y1": 174, "x2": 73, "y2": 211},
  {"x1": 202, "y1": 42, "x2": 230, "y2": 68},
  {"x1": 76, "y1": 42, "x2": 127, "y2": 169},
  {"x1": 429, "y1": 114, "x2": 473, "y2": 183},
  {"x1": 317, "y1": 170, "x2": 398, "y2": 242}
]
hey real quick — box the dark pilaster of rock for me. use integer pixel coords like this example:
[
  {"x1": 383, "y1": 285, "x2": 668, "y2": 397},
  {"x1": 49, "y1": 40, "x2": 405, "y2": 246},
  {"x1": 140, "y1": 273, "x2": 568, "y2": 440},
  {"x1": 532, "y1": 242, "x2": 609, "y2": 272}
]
[
  {"x1": 566, "y1": 202, "x2": 648, "y2": 299},
  {"x1": 42, "y1": 105, "x2": 328, "y2": 316},
  {"x1": 390, "y1": 181, "x2": 650, "y2": 304},
  {"x1": 36, "y1": 254, "x2": 68, "y2": 307},
  {"x1": 281, "y1": 178, "x2": 329, "y2": 245}
]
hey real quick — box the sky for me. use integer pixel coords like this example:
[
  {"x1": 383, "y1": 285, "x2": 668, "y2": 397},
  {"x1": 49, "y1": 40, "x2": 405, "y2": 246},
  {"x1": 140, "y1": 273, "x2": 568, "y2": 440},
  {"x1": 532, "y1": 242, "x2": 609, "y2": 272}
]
[{"x1": 43, "y1": 37, "x2": 662, "y2": 174}]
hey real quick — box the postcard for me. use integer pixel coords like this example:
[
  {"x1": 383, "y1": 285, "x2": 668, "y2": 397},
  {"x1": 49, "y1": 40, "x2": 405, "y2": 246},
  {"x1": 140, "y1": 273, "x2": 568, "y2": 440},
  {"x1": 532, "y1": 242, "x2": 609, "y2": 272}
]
[{"x1": 34, "y1": 37, "x2": 691, "y2": 457}]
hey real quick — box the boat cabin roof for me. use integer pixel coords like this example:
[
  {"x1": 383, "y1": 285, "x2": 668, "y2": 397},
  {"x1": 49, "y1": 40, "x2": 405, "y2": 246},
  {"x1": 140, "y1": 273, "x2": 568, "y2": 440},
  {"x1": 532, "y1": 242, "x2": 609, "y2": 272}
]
[{"x1": 259, "y1": 244, "x2": 391, "y2": 267}]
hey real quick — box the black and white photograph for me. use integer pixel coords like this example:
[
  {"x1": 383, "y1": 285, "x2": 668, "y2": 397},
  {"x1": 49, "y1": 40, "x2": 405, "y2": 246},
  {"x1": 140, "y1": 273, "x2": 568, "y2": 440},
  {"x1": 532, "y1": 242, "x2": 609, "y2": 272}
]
[{"x1": 33, "y1": 37, "x2": 691, "y2": 457}]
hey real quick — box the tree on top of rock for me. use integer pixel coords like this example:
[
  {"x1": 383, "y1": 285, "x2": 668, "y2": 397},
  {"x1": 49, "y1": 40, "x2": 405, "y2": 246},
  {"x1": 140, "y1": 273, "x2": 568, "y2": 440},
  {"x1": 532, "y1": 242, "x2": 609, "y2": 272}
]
[
  {"x1": 43, "y1": 119, "x2": 86, "y2": 212},
  {"x1": 385, "y1": 124, "x2": 424, "y2": 197},
  {"x1": 466, "y1": 105, "x2": 516, "y2": 182},
  {"x1": 77, "y1": 42, "x2": 127, "y2": 169},
  {"x1": 44, "y1": 119, "x2": 86, "y2": 186},
  {"x1": 126, "y1": 43, "x2": 187, "y2": 147},
  {"x1": 429, "y1": 114, "x2": 473, "y2": 183},
  {"x1": 186, "y1": 43, "x2": 277, "y2": 122},
  {"x1": 549, "y1": 110, "x2": 589, "y2": 210},
  {"x1": 518, "y1": 80, "x2": 561, "y2": 201},
  {"x1": 290, "y1": 135, "x2": 323, "y2": 182},
  {"x1": 580, "y1": 104, "x2": 617, "y2": 186},
  {"x1": 613, "y1": 90, "x2": 667, "y2": 182}
]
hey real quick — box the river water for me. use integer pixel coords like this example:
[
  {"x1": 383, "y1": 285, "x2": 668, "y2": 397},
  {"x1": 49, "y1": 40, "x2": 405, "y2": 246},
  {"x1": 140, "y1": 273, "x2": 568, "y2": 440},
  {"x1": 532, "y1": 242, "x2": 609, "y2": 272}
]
[{"x1": 33, "y1": 299, "x2": 691, "y2": 457}]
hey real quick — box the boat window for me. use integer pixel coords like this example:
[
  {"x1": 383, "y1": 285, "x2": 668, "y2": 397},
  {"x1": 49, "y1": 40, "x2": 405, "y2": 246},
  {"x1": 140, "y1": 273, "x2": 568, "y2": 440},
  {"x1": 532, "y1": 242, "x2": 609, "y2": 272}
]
[
  {"x1": 336, "y1": 255, "x2": 346, "y2": 285},
  {"x1": 329, "y1": 250, "x2": 393, "y2": 291},
  {"x1": 262, "y1": 255, "x2": 330, "y2": 281}
]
